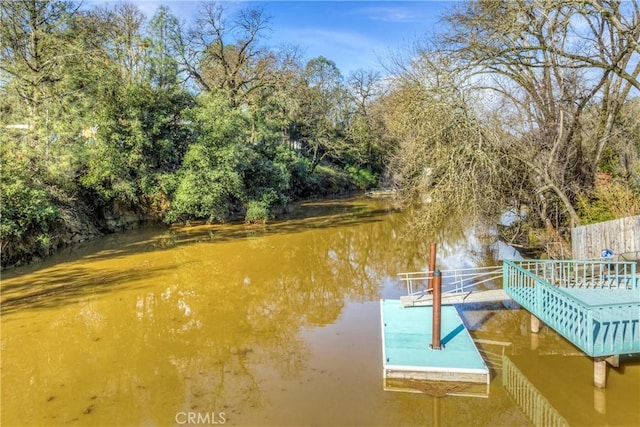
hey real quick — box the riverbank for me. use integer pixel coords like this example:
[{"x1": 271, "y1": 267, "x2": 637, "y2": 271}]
[{"x1": 0, "y1": 187, "x2": 363, "y2": 270}]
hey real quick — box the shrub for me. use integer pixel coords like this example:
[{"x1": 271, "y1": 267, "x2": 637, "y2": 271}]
[
  {"x1": 245, "y1": 199, "x2": 270, "y2": 224},
  {"x1": 346, "y1": 165, "x2": 378, "y2": 190},
  {"x1": 577, "y1": 180, "x2": 640, "y2": 224}
]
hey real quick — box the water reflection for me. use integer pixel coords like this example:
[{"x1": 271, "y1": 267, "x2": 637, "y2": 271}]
[
  {"x1": 503, "y1": 355, "x2": 570, "y2": 426},
  {"x1": 1, "y1": 198, "x2": 638, "y2": 426},
  {"x1": 1, "y1": 199, "x2": 425, "y2": 425},
  {"x1": 503, "y1": 352, "x2": 640, "y2": 426}
]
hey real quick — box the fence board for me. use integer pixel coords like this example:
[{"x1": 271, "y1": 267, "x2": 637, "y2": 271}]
[{"x1": 571, "y1": 216, "x2": 640, "y2": 259}]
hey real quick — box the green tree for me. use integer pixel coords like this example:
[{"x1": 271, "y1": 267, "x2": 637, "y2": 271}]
[
  {"x1": 167, "y1": 91, "x2": 247, "y2": 223},
  {"x1": 298, "y1": 56, "x2": 349, "y2": 174},
  {"x1": 77, "y1": 3, "x2": 193, "y2": 214},
  {"x1": 147, "y1": 5, "x2": 181, "y2": 89},
  {"x1": 0, "y1": 0, "x2": 102, "y2": 266},
  {"x1": 81, "y1": 83, "x2": 193, "y2": 209},
  {"x1": 0, "y1": 0, "x2": 95, "y2": 173}
]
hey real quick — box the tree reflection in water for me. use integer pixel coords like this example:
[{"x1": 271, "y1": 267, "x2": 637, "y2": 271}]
[{"x1": 2, "y1": 198, "x2": 637, "y2": 426}]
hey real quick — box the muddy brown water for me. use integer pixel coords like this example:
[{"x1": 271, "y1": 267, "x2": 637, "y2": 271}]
[{"x1": 1, "y1": 198, "x2": 638, "y2": 426}]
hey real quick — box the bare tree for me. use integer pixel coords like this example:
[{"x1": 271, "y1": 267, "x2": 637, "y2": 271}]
[
  {"x1": 183, "y1": 2, "x2": 273, "y2": 106},
  {"x1": 381, "y1": 48, "x2": 515, "y2": 234},
  {"x1": 345, "y1": 69, "x2": 388, "y2": 169},
  {"x1": 440, "y1": 0, "x2": 640, "y2": 229},
  {"x1": 87, "y1": 2, "x2": 150, "y2": 85}
]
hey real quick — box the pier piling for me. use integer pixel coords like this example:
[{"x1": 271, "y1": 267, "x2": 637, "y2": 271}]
[
  {"x1": 594, "y1": 358, "x2": 608, "y2": 388},
  {"x1": 431, "y1": 270, "x2": 443, "y2": 350},
  {"x1": 530, "y1": 314, "x2": 542, "y2": 334}
]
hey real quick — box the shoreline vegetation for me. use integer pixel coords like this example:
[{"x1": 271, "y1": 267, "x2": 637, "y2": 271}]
[{"x1": 2, "y1": 1, "x2": 639, "y2": 269}]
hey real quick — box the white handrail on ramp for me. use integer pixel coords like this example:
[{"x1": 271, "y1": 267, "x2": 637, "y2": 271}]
[{"x1": 398, "y1": 265, "x2": 503, "y2": 296}]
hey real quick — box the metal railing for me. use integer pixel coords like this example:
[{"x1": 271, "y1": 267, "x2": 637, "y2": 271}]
[
  {"x1": 511, "y1": 259, "x2": 638, "y2": 289},
  {"x1": 503, "y1": 260, "x2": 640, "y2": 357},
  {"x1": 399, "y1": 265, "x2": 503, "y2": 296}
]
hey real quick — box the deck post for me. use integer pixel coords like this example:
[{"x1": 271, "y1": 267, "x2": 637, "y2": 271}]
[
  {"x1": 530, "y1": 314, "x2": 542, "y2": 334},
  {"x1": 594, "y1": 358, "x2": 607, "y2": 388},
  {"x1": 430, "y1": 270, "x2": 443, "y2": 350}
]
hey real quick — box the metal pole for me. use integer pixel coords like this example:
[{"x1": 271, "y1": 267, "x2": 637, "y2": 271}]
[
  {"x1": 431, "y1": 269, "x2": 442, "y2": 350},
  {"x1": 429, "y1": 243, "x2": 437, "y2": 293}
]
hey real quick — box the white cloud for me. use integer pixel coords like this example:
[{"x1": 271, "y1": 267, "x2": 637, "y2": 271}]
[{"x1": 357, "y1": 6, "x2": 420, "y2": 23}]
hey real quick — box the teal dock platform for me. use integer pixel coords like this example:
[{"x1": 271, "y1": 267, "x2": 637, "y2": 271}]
[
  {"x1": 504, "y1": 259, "x2": 640, "y2": 357},
  {"x1": 380, "y1": 299, "x2": 490, "y2": 384},
  {"x1": 504, "y1": 259, "x2": 640, "y2": 388}
]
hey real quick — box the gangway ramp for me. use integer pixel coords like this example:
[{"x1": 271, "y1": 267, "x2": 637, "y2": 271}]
[
  {"x1": 401, "y1": 289, "x2": 510, "y2": 307},
  {"x1": 398, "y1": 265, "x2": 511, "y2": 307}
]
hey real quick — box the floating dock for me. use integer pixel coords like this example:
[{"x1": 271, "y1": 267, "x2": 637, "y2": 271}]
[{"x1": 380, "y1": 299, "x2": 490, "y2": 384}]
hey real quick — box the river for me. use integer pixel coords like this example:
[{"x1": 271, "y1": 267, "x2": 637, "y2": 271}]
[{"x1": 1, "y1": 198, "x2": 638, "y2": 426}]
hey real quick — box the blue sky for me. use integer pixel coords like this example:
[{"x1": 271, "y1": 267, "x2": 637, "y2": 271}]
[
  {"x1": 88, "y1": 1, "x2": 456, "y2": 76},
  {"x1": 257, "y1": 1, "x2": 454, "y2": 75}
]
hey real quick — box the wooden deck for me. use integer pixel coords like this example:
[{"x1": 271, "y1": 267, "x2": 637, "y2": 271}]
[
  {"x1": 504, "y1": 260, "x2": 640, "y2": 358},
  {"x1": 380, "y1": 299, "x2": 490, "y2": 384}
]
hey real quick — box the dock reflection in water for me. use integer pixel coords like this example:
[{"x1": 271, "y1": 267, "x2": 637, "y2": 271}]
[
  {"x1": 1, "y1": 198, "x2": 638, "y2": 426},
  {"x1": 503, "y1": 351, "x2": 640, "y2": 426}
]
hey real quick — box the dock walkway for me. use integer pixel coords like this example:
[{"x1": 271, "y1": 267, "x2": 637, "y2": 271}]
[
  {"x1": 382, "y1": 265, "x2": 509, "y2": 387},
  {"x1": 400, "y1": 289, "x2": 510, "y2": 307},
  {"x1": 382, "y1": 258, "x2": 639, "y2": 390}
]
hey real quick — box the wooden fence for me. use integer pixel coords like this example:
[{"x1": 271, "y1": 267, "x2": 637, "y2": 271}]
[{"x1": 571, "y1": 216, "x2": 640, "y2": 259}]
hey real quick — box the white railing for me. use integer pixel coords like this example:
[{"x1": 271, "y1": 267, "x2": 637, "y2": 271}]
[
  {"x1": 513, "y1": 259, "x2": 638, "y2": 289},
  {"x1": 398, "y1": 265, "x2": 503, "y2": 296}
]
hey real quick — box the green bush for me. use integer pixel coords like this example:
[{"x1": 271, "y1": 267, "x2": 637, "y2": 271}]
[
  {"x1": 165, "y1": 144, "x2": 243, "y2": 223},
  {"x1": 274, "y1": 147, "x2": 312, "y2": 199},
  {"x1": 312, "y1": 165, "x2": 354, "y2": 195},
  {"x1": 0, "y1": 146, "x2": 60, "y2": 263},
  {"x1": 245, "y1": 199, "x2": 271, "y2": 224},
  {"x1": 346, "y1": 165, "x2": 378, "y2": 190},
  {"x1": 577, "y1": 180, "x2": 640, "y2": 224}
]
